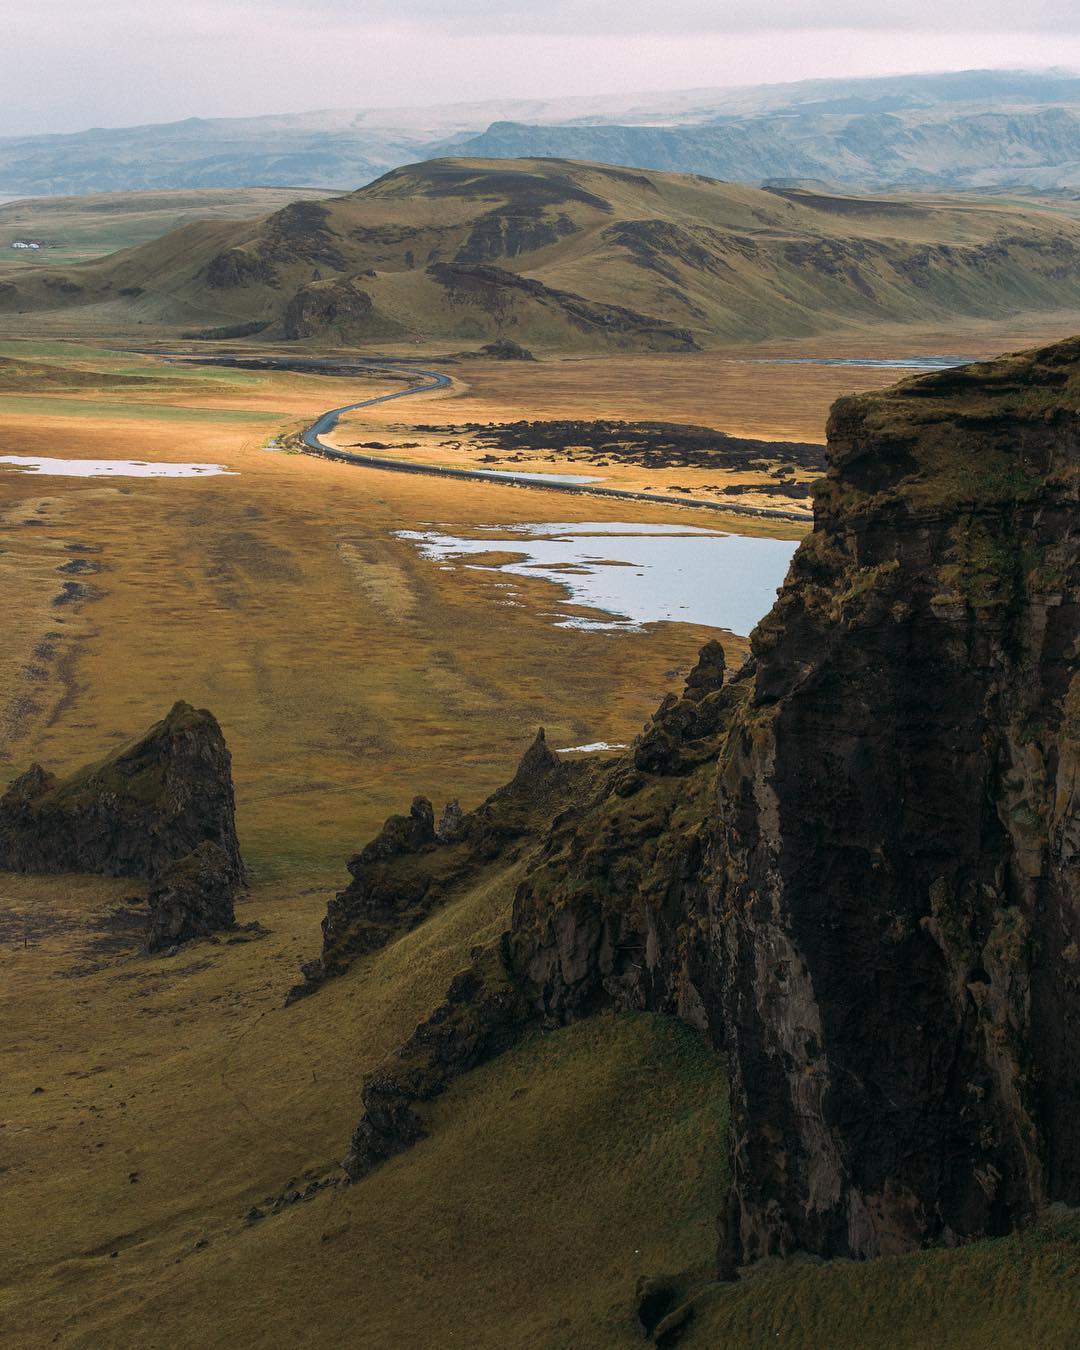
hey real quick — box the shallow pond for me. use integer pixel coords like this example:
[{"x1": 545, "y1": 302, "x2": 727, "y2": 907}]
[
  {"x1": 397, "y1": 521, "x2": 799, "y2": 634},
  {"x1": 556, "y1": 741, "x2": 628, "y2": 754},
  {"x1": 747, "y1": 355, "x2": 979, "y2": 370},
  {"x1": 0, "y1": 455, "x2": 235, "y2": 478}
]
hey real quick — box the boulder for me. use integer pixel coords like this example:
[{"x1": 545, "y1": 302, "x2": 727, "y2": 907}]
[{"x1": 146, "y1": 842, "x2": 237, "y2": 952}]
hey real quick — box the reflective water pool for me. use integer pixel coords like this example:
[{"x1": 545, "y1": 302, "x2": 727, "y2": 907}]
[
  {"x1": 746, "y1": 355, "x2": 979, "y2": 370},
  {"x1": 0, "y1": 456, "x2": 236, "y2": 478},
  {"x1": 397, "y1": 522, "x2": 800, "y2": 634}
]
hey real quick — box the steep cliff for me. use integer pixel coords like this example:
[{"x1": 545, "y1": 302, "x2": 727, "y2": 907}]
[
  {"x1": 712, "y1": 337, "x2": 1080, "y2": 1266},
  {"x1": 331, "y1": 337, "x2": 1080, "y2": 1281},
  {"x1": 0, "y1": 701, "x2": 245, "y2": 883}
]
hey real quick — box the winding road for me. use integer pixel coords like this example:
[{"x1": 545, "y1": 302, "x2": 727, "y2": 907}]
[
  {"x1": 297, "y1": 361, "x2": 810, "y2": 522},
  {"x1": 299, "y1": 365, "x2": 453, "y2": 449}
]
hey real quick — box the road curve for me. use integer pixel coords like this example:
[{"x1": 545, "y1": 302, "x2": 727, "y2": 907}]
[
  {"x1": 298, "y1": 362, "x2": 810, "y2": 523},
  {"x1": 300, "y1": 365, "x2": 453, "y2": 449}
]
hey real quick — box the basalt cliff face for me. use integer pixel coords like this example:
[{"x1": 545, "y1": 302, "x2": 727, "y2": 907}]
[
  {"x1": 0, "y1": 700, "x2": 245, "y2": 885},
  {"x1": 710, "y1": 339, "x2": 1080, "y2": 1265},
  {"x1": 322, "y1": 337, "x2": 1080, "y2": 1275}
]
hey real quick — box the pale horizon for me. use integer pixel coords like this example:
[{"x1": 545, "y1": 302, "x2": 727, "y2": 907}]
[
  {"x1": 9, "y1": 62, "x2": 1080, "y2": 139},
  {"x1": 3, "y1": 0, "x2": 1080, "y2": 137}
]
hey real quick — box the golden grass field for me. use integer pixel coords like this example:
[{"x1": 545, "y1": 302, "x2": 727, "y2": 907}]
[
  {"x1": 3, "y1": 320, "x2": 1080, "y2": 1347},
  {"x1": 0, "y1": 343, "x2": 774, "y2": 876}
]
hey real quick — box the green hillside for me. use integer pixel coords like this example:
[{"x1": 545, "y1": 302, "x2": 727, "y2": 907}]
[
  {"x1": 5, "y1": 158, "x2": 1080, "y2": 348},
  {"x1": 0, "y1": 188, "x2": 335, "y2": 268}
]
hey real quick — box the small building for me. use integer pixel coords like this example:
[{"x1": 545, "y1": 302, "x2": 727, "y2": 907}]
[{"x1": 11, "y1": 239, "x2": 43, "y2": 250}]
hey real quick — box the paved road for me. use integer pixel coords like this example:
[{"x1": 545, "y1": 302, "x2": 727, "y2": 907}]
[
  {"x1": 299, "y1": 362, "x2": 809, "y2": 522},
  {"x1": 299, "y1": 365, "x2": 452, "y2": 450}
]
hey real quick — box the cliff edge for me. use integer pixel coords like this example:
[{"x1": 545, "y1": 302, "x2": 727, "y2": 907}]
[{"x1": 324, "y1": 336, "x2": 1080, "y2": 1276}]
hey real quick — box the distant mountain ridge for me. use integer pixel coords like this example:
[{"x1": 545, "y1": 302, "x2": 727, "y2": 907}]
[
  {"x1": 455, "y1": 107, "x2": 1080, "y2": 192},
  {"x1": 3, "y1": 69, "x2": 1080, "y2": 196},
  {"x1": 6, "y1": 157, "x2": 1080, "y2": 350}
]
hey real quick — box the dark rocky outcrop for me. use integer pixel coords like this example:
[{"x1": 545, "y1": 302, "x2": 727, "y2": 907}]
[
  {"x1": 305, "y1": 794, "x2": 438, "y2": 980},
  {"x1": 286, "y1": 729, "x2": 583, "y2": 1005},
  {"x1": 204, "y1": 248, "x2": 279, "y2": 290},
  {"x1": 473, "y1": 339, "x2": 536, "y2": 361},
  {"x1": 146, "y1": 841, "x2": 237, "y2": 952},
  {"x1": 454, "y1": 204, "x2": 578, "y2": 265},
  {"x1": 427, "y1": 262, "x2": 699, "y2": 351},
  {"x1": 335, "y1": 336, "x2": 1080, "y2": 1279},
  {"x1": 283, "y1": 277, "x2": 404, "y2": 341},
  {"x1": 0, "y1": 701, "x2": 245, "y2": 883},
  {"x1": 342, "y1": 942, "x2": 529, "y2": 1179},
  {"x1": 435, "y1": 799, "x2": 465, "y2": 843}
]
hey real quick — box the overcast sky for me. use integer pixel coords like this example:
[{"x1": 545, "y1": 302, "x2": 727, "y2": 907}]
[{"x1": 2, "y1": 0, "x2": 1079, "y2": 135}]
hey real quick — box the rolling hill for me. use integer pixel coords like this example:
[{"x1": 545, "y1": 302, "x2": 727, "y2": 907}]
[
  {"x1": 5, "y1": 157, "x2": 1080, "y2": 349},
  {"x1": 0, "y1": 187, "x2": 336, "y2": 267}
]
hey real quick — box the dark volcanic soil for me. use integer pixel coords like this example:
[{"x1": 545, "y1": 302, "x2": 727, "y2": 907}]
[{"x1": 415, "y1": 419, "x2": 827, "y2": 473}]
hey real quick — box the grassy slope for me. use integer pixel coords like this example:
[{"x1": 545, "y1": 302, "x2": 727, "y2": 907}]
[
  {"x1": 5, "y1": 850, "x2": 1078, "y2": 1350},
  {"x1": 0, "y1": 188, "x2": 336, "y2": 267},
  {"x1": 5, "y1": 159, "x2": 1080, "y2": 346},
  {"x1": 0, "y1": 849, "x2": 730, "y2": 1349},
  {"x1": 685, "y1": 1211, "x2": 1080, "y2": 1348},
  {"x1": 88, "y1": 1014, "x2": 729, "y2": 1350}
]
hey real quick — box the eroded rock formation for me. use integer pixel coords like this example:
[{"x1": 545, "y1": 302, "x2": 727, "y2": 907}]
[
  {"x1": 333, "y1": 337, "x2": 1080, "y2": 1276},
  {"x1": 146, "y1": 840, "x2": 238, "y2": 952},
  {"x1": 0, "y1": 700, "x2": 245, "y2": 883}
]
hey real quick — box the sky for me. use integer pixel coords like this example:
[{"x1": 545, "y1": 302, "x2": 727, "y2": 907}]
[{"x1": 2, "y1": 0, "x2": 1079, "y2": 135}]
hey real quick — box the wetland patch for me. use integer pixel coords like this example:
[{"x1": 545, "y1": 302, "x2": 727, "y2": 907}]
[
  {"x1": 0, "y1": 455, "x2": 236, "y2": 478},
  {"x1": 397, "y1": 521, "x2": 798, "y2": 634}
]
